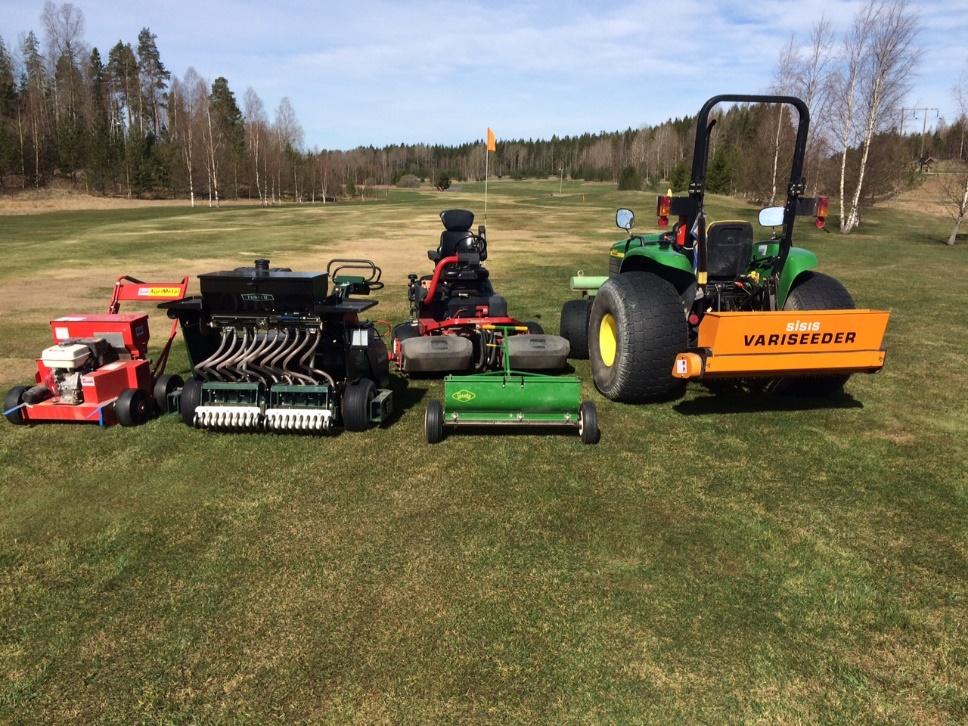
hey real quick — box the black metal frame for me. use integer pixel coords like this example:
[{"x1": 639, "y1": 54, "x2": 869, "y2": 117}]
[{"x1": 685, "y1": 94, "x2": 811, "y2": 281}]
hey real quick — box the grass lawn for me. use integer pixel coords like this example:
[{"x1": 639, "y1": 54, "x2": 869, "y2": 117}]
[{"x1": 0, "y1": 180, "x2": 966, "y2": 721}]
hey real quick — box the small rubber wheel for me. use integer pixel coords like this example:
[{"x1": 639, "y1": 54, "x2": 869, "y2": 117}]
[
  {"x1": 153, "y1": 373, "x2": 183, "y2": 413},
  {"x1": 425, "y1": 400, "x2": 444, "y2": 443},
  {"x1": 116, "y1": 388, "x2": 150, "y2": 426},
  {"x1": 4, "y1": 385, "x2": 29, "y2": 425},
  {"x1": 179, "y1": 379, "x2": 203, "y2": 426},
  {"x1": 579, "y1": 400, "x2": 600, "y2": 444},
  {"x1": 342, "y1": 378, "x2": 376, "y2": 432},
  {"x1": 524, "y1": 320, "x2": 544, "y2": 335},
  {"x1": 560, "y1": 298, "x2": 591, "y2": 359}
]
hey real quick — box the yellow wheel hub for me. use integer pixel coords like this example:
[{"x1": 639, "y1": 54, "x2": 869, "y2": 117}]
[{"x1": 599, "y1": 313, "x2": 618, "y2": 367}]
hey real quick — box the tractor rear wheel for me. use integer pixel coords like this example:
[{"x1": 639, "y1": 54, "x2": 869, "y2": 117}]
[
  {"x1": 589, "y1": 272, "x2": 687, "y2": 402},
  {"x1": 116, "y1": 388, "x2": 150, "y2": 426},
  {"x1": 342, "y1": 378, "x2": 375, "y2": 432},
  {"x1": 4, "y1": 385, "x2": 28, "y2": 425},
  {"x1": 425, "y1": 400, "x2": 444, "y2": 444},
  {"x1": 781, "y1": 272, "x2": 856, "y2": 396},
  {"x1": 560, "y1": 298, "x2": 591, "y2": 359}
]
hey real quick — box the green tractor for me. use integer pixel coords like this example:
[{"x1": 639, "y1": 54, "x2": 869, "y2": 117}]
[{"x1": 560, "y1": 94, "x2": 889, "y2": 402}]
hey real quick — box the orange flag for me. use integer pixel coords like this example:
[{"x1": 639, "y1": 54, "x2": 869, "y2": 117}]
[{"x1": 486, "y1": 128, "x2": 496, "y2": 152}]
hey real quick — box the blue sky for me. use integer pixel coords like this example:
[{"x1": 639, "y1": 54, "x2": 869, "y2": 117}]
[{"x1": 2, "y1": 0, "x2": 966, "y2": 149}]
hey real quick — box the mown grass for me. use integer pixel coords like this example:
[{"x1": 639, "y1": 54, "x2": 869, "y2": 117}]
[{"x1": 0, "y1": 180, "x2": 966, "y2": 722}]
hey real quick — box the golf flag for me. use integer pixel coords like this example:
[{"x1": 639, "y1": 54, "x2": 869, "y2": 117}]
[{"x1": 486, "y1": 128, "x2": 496, "y2": 152}]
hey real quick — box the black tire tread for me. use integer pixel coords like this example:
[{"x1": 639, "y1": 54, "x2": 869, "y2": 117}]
[
  {"x1": 4, "y1": 385, "x2": 28, "y2": 425},
  {"x1": 425, "y1": 400, "x2": 444, "y2": 444},
  {"x1": 560, "y1": 298, "x2": 591, "y2": 359},
  {"x1": 342, "y1": 378, "x2": 375, "y2": 432},
  {"x1": 589, "y1": 272, "x2": 687, "y2": 402},
  {"x1": 781, "y1": 272, "x2": 856, "y2": 396}
]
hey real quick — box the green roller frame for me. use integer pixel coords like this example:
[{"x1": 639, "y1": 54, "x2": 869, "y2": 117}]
[{"x1": 424, "y1": 325, "x2": 600, "y2": 444}]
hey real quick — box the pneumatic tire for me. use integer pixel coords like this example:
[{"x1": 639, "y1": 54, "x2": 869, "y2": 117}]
[
  {"x1": 589, "y1": 272, "x2": 687, "y2": 402},
  {"x1": 4, "y1": 385, "x2": 29, "y2": 425},
  {"x1": 780, "y1": 272, "x2": 856, "y2": 397},
  {"x1": 153, "y1": 373, "x2": 183, "y2": 414},
  {"x1": 524, "y1": 320, "x2": 544, "y2": 335},
  {"x1": 116, "y1": 388, "x2": 150, "y2": 427},
  {"x1": 579, "y1": 401, "x2": 600, "y2": 444},
  {"x1": 425, "y1": 400, "x2": 444, "y2": 444},
  {"x1": 342, "y1": 378, "x2": 375, "y2": 432},
  {"x1": 179, "y1": 379, "x2": 203, "y2": 426},
  {"x1": 560, "y1": 298, "x2": 591, "y2": 359}
]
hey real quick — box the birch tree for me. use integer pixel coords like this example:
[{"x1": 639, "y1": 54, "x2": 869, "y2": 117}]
[
  {"x1": 942, "y1": 61, "x2": 968, "y2": 246},
  {"x1": 842, "y1": 0, "x2": 919, "y2": 233},
  {"x1": 243, "y1": 87, "x2": 267, "y2": 205}
]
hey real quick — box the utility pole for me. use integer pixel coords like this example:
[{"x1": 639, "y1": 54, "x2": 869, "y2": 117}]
[{"x1": 901, "y1": 106, "x2": 940, "y2": 168}]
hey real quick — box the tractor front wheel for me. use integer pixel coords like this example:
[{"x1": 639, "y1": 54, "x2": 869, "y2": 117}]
[
  {"x1": 781, "y1": 272, "x2": 856, "y2": 396},
  {"x1": 560, "y1": 298, "x2": 591, "y2": 359},
  {"x1": 589, "y1": 272, "x2": 687, "y2": 402}
]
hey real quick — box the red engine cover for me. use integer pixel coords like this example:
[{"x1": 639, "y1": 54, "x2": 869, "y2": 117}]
[{"x1": 49, "y1": 313, "x2": 150, "y2": 358}]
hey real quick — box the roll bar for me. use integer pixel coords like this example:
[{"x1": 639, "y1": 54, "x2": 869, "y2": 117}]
[{"x1": 687, "y1": 95, "x2": 811, "y2": 281}]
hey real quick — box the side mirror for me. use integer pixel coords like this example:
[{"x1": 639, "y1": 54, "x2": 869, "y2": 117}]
[
  {"x1": 758, "y1": 206, "x2": 785, "y2": 228},
  {"x1": 616, "y1": 208, "x2": 634, "y2": 231}
]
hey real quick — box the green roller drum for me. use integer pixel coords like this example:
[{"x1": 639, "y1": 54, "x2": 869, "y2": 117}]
[{"x1": 424, "y1": 325, "x2": 600, "y2": 444}]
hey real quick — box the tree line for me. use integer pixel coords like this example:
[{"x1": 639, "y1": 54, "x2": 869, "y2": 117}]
[{"x1": 0, "y1": 1, "x2": 964, "y2": 235}]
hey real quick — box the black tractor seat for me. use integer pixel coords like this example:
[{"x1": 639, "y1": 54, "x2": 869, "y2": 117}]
[{"x1": 706, "y1": 220, "x2": 754, "y2": 280}]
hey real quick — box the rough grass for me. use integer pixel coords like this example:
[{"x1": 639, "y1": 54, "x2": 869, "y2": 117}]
[{"x1": 0, "y1": 180, "x2": 965, "y2": 722}]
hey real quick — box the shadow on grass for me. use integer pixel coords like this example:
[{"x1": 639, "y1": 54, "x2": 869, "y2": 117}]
[
  {"x1": 437, "y1": 424, "x2": 583, "y2": 442},
  {"x1": 674, "y1": 391, "x2": 863, "y2": 416},
  {"x1": 382, "y1": 377, "x2": 427, "y2": 426}
]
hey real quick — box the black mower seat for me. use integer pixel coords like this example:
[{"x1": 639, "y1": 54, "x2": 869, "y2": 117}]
[{"x1": 706, "y1": 220, "x2": 754, "y2": 280}]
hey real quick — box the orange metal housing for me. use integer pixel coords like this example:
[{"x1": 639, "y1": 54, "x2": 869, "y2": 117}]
[{"x1": 672, "y1": 309, "x2": 890, "y2": 379}]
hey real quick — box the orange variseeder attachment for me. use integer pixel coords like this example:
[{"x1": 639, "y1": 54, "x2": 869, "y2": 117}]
[{"x1": 672, "y1": 309, "x2": 890, "y2": 380}]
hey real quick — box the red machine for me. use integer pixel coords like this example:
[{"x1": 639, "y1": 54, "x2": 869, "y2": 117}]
[
  {"x1": 4, "y1": 275, "x2": 188, "y2": 427},
  {"x1": 392, "y1": 209, "x2": 568, "y2": 374}
]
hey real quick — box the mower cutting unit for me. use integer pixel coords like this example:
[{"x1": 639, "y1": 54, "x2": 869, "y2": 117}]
[
  {"x1": 425, "y1": 325, "x2": 599, "y2": 444},
  {"x1": 560, "y1": 94, "x2": 890, "y2": 401},
  {"x1": 392, "y1": 209, "x2": 570, "y2": 375},
  {"x1": 4, "y1": 275, "x2": 188, "y2": 427},
  {"x1": 164, "y1": 259, "x2": 392, "y2": 434}
]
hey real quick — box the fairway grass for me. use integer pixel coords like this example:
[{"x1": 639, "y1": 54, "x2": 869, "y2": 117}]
[{"x1": 0, "y1": 181, "x2": 966, "y2": 721}]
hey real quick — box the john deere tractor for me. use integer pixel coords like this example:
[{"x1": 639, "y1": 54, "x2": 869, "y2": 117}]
[{"x1": 560, "y1": 94, "x2": 889, "y2": 402}]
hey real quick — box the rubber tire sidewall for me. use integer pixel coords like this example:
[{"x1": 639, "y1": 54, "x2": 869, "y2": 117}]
[
  {"x1": 579, "y1": 400, "x2": 600, "y2": 444},
  {"x1": 524, "y1": 321, "x2": 544, "y2": 335},
  {"x1": 179, "y1": 379, "x2": 203, "y2": 427},
  {"x1": 780, "y1": 272, "x2": 856, "y2": 396},
  {"x1": 425, "y1": 400, "x2": 444, "y2": 443},
  {"x1": 342, "y1": 378, "x2": 375, "y2": 432},
  {"x1": 589, "y1": 272, "x2": 687, "y2": 403},
  {"x1": 116, "y1": 388, "x2": 149, "y2": 426},
  {"x1": 153, "y1": 374, "x2": 184, "y2": 414},
  {"x1": 4, "y1": 385, "x2": 28, "y2": 425},
  {"x1": 560, "y1": 298, "x2": 591, "y2": 359}
]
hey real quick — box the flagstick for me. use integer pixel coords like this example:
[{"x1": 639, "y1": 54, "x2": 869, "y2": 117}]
[{"x1": 484, "y1": 146, "x2": 489, "y2": 224}]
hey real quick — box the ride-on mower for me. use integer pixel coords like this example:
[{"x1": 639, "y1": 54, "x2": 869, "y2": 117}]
[
  {"x1": 163, "y1": 259, "x2": 392, "y2": 433},
  {"x1": 392, "y1": 209, "x2": 570, "y2": 374},
  {"x1": 4, "y1": 275, "x2": 189, "y2": 427},
  {"x1": 425, "y1": 325, "x2": 600, "y2": 444},
  {"x1": 560, "y1": 94, "x2": 890, "y2": 401}
]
